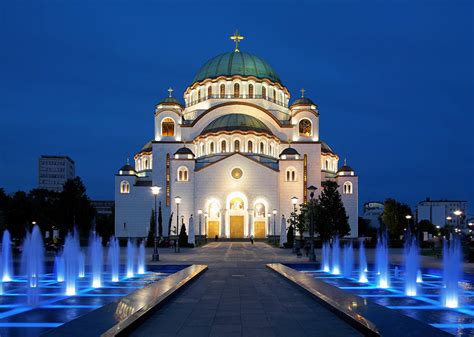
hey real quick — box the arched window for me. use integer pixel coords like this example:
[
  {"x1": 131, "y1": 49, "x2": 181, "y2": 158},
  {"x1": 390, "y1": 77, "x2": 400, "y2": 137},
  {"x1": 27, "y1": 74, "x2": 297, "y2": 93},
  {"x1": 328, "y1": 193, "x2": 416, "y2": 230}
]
[
  {"x1": 234, "y1": 83, "x2": 240, "y2": 97},
  {"x1": 234, "y1": 140, "x2": 240, "y2": 152},
  {"x1": 120, "y1": 181, "x2": 130, "y2": 194},
  {"x1": 343, "y1": 181, "x2": 353, "y2": 194},
  {"x1": 325, "y1": 159, "x2": 330, "y2": 170},
  {"x1": 220, "y1": 84, "x2": 225, "y2": 98},
  {"x1": 273, "y1": 88, "x2": 277, "y2": 102},
  {"x1": 221, "y1": 140, "x2": 227, "y2": 152},
  {"x1": 161, "y1": 118, "x2": 175, "y2": 137},
  {"x1": 197, "y1": 90, "x2": 201, "y2": 101},
  {"x1": 269, "y1": 144, "x2": 274, "y2": 157},
  {"x1": 248, "y1": 84, "x2": 254, "y2": 98},
  {"x1": 299, "y1": 119, "x2": 312, "y2": 137},
  {"x1": 200, "y1": 143, "x2": 205, "y2": 156},
  {"x1": 177, "y1": 166, "x2": 189, "y2": 182},
  {"x1": 255, "y1": 203, "x2": 265, "y2": 218},
  {"x1": 247, "y1": 140, "x2": 253, "y2": 152},
  {"x1": 230, "y1": 197, "x2": 244, "y2": 210},
  {"x1": 144, "y1": 159, "x2": 148, "y2": 170},
  {"x1": 262, "y1": 86, "x2": 267, "y2": 98},
  {"x1": 209, "y1": 141, "x2": 215, "y2": 154},
  {"x1": 286, "y1": 167, "x2": 297, "y2": 182},
  {"x1": 260, "y1": 142, "x2": 265, "y2": 154},
  {"x1": 207, "y1": 86, "x2": 212, "y2": 98}
]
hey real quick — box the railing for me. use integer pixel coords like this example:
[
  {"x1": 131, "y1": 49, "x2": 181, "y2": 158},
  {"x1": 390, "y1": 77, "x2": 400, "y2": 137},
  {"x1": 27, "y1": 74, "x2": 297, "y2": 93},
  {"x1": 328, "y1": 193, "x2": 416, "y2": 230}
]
[{"x1": 186, "y1": 94, "x2": 289, "y2": 108}]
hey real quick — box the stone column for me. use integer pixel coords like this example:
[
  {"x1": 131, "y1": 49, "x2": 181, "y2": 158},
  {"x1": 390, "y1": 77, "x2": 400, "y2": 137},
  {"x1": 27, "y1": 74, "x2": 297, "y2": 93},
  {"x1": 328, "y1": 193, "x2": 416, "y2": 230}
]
[{"x1": 248, "y1": 210, "x2": 253, "y2": 238}]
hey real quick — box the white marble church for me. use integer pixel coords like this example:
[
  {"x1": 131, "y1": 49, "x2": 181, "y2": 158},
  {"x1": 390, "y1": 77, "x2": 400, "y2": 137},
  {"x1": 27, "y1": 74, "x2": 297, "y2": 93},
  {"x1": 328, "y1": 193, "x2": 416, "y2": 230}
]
[{"x1": 115, "y1": 33, "x2": 358, "y2": 240}]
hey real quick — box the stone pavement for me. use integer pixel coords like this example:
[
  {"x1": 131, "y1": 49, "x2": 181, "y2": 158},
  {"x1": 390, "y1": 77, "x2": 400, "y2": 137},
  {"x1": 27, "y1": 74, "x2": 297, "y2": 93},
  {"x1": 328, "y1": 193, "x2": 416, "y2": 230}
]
[{"x1": 131, "y1": 242, "x2": 362, "y2": 337}]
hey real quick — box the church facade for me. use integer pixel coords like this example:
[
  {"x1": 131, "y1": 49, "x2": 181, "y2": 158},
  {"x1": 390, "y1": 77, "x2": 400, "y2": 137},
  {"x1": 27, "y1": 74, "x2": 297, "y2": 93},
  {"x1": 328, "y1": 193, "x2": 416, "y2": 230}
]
[{"x1": 115, "y1": 35, "x2": 358, "y2": 239}]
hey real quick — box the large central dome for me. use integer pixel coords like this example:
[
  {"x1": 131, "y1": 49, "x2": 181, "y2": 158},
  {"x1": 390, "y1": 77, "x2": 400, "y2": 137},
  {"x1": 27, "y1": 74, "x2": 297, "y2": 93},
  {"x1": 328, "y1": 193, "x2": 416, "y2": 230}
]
[
  {"x1": 192, "y1": 51, "x2": 281, "y2": 85},
  {"x1": 200, "y1": 114, "x2": 273, "y2": 136}
]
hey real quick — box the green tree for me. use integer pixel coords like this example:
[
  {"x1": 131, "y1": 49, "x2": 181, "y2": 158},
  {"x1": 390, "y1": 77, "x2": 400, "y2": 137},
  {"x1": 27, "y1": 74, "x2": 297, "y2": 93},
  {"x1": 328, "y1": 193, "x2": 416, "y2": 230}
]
[
  {"x1": 178, "y1": 220, "x2": 188, "y2": 247},
  {"x1": 318, "y1": 181, "x2": 350, "y2": 239},
  {"x1": 146, "y1": 209, "x2": 155, "y2": 247},
  {"x1": 296, "y1": 203, "x2": 309, "y2": 240},
  {"x1": 158, "y1": 201, "x2": 163, "y2": 237},
  {"x1": 6, "y1": 191, "x2": 31, "y2": 239},
  {"x1": 381, "y1": 198, "x2": 412, "y2": 238}
]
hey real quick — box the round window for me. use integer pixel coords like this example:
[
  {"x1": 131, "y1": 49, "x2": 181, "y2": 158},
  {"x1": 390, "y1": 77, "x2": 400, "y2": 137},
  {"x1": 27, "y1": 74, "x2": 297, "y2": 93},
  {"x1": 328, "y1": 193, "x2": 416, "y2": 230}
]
[{"x1": 231, "y1": 168, "x2": 243, "y2": 180}]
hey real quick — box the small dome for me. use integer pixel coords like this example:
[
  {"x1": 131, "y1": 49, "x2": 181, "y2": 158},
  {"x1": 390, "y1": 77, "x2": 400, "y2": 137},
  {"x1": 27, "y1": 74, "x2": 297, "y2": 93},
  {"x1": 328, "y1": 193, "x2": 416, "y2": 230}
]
[
  {"x1": 174, "y1": 147, "x2": 195, "y2": 156},
  {"x1": 158, "y1": 96, "x2": 183, "y2": 107},
  {"x1": 119, "y1": 164, "x2": 135, "y2": 172},
  {"x1": 320, "y1": 141, "x2": 335, "y2": 154},
  {"x1": 280, "y1": 147, "x2": 300, "y2": 157},
  {"x1": 192, "y1": 51, "x2": 281, "y2": 85},
  {"x1": 291, "y1": 97, "x2": 315, "y2": 106},
  {"x1": 201, "y1": 114, "x2": 273, "y2": 136},
  {"x1": 338, "y1": 159, "x2": 355, "y2": 173}
]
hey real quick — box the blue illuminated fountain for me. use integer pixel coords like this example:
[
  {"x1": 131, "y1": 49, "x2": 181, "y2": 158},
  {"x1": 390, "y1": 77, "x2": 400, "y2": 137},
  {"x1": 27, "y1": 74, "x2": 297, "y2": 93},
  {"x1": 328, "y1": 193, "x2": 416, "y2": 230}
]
[
  {"x1": 375, "y1": 232, "x2": 389, "y2": 288},
  {"x1": 108, "y1": 236, "x2": 120, "y2": 282},
  {"x1": 138, "y1": 240, "x2": 145, "y2": 274},
  {"x1": 443, "y1": 237, "x2": 461, "y2": 308},
  {"x1": 63, "y1": 232, "x2": 80, "y2": 295},
  {"x1": 322, "y1": 241, "x2": 330, "y2": 272},
  {"x1": 331, "y1": 236, "x2": 341, "y2": 275},
  {"x1": 89, "y1": 232, "x2": 103, "y2": 288},
  {"x1": 55, "y1": 254, "x2": 65, "y2": 282},
  {"x1": 343, "y1": 241, "x2": 353, "y2": 277},
  {"x1": 21, "y1": 225, "x2": 44, "y2": 288},
  {"x1": 127, "y1": 239, "x2": 136, "y2": 278},
  {"x1": 1, "y1": 230, "x2": 13, "y2": 282},
  {"x1": 404, "y1": 235, "x2": 420, "y2": 296},
  {"x1": 78, "y1": 250, "x2": 85, "y2": 278},
  {"x1": 358, "y1": 240, "x2": 368, "y2": 283}
]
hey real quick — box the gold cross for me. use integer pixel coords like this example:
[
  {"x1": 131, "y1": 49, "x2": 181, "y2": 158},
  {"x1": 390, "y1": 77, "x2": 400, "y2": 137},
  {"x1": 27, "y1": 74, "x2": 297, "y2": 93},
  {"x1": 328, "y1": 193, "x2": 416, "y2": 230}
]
[
  {"x1": 168, "y1": 87, "x2": 173, "y2": 97},
  {"x1": 300, "y1": 88, "x2": 305, "y2": 98},
  {"x1": 230, "y1": 30, "x2": 244, "y2": 52}
]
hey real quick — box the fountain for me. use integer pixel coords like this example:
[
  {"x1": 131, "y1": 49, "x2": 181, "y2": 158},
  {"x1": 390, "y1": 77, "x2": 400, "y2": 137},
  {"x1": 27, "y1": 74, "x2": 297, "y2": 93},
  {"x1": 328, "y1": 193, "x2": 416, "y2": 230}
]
[
  {"x1": 343, "y1": 241, "x2": 353, "y2": 277},
  {"x1": 322, "y1": 241, "x2": 330, "y2": 272},
  {"x1": 358, "y1": 240, "x2": 368, "y2": 283},
  {"x1": 89, "y1": 233, "x2": 103, "y2": 288},
  {"x1": 331, "y1": 236, "x2": 341, "y2": 275},
  {"x1": 137, "y1": 240, "x2": 145, "y2": 274},
  {"x1": 21, "y1": 226, "x2": 44, "y2": 288},
  {"x1": 376, "y1": 232, "x2": 389, "y2": 288},
  {"x1": 443, "y1": 238, "x2": 461, "y2": 308},
  {"x1": 126, "y1": 239, "x2": 136, "y2": 278},
  {"x1": 1, "y1": 230, "x2": 13, "y2": 282},
  {"x1": 416, "y1": 270, "x2": 423, "y2": 283},
  {"x1": 63, "y1": 233, "x2": 80, "y2": 295},
  {"x1": 108, "y1": 237, "x2": 120, "y2": 282},
  {"x1": 55, "y1": 255, "x2": 65, "y2": 282},
  {"x1": 78, "y1": 251, "x2": 85, "y2": 278},
  {"x1": 404, "y1": 236, "x2": 419, "y2": 296}
]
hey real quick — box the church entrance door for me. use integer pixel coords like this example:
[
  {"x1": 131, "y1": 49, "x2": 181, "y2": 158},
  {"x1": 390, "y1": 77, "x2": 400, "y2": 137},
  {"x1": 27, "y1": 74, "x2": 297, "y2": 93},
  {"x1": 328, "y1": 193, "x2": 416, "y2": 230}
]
[
  {"x1": 254, "y1": 221, "x2": 266, "y2": 238},
  {"x1": 208, "y1": 221, "x2": 219, "y2": 238},
  {"x1": 230, "y1": 216, "x2": 244, "y2": 238}
]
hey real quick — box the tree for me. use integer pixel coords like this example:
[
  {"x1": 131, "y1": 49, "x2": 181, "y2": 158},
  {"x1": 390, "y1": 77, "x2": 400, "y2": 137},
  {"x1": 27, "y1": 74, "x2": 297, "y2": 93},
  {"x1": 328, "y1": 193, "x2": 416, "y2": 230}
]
[
  {"x1": 286, "y1": 224, "x2": 295, "y2": 248},
  {"x1": 415, "y1": 220, "x2": 435, "y2": 240},
  {"x1": 318, "y1": 181, "x2": 350, "y2": 240},
  {"x1": 168, "y1": 212, "x2": 174, "y2": 237},
  {"x1": 146, "y1": 209, "x2": 155, "y2": 247},
  {"x1": 296, "y1": 203, "x2": 309, "y2": 240},
  {"x1": 158, "y1": 201, "x2": 163, "y2": 237},
  {"x1": 178, "y1": 220, "x2": 188, "y2": 247},
  {"x1": 381, "y1": 198, "x2": 412, "y2": 238}
]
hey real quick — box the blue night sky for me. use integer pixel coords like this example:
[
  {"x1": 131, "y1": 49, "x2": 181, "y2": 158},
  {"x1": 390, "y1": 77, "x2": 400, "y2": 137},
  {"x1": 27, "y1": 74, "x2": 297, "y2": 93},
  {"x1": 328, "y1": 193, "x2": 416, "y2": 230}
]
[{"x1": 0, "y1": 1, "x2": 473, "y2": 213}]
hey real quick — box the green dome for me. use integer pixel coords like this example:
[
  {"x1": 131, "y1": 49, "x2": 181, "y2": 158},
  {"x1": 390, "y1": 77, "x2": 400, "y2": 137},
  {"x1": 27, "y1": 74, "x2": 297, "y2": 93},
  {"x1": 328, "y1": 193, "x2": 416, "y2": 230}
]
[
  {"x1": 158, "y1": 96, "x2": 183, "y2": 106},
  {"x1": 193, "y1": 52, "x2": 281, "y2": 84},
  {"x1": 201, "y1": 114, "x2": 272, "y2": 136}
]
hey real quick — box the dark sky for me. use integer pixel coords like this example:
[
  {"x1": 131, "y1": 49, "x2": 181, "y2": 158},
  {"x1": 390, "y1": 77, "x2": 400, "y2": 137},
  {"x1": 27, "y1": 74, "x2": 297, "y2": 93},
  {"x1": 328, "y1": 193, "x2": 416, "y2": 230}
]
[{"x1": 0, "y1": 1, "x2": 473, "y2": 213}]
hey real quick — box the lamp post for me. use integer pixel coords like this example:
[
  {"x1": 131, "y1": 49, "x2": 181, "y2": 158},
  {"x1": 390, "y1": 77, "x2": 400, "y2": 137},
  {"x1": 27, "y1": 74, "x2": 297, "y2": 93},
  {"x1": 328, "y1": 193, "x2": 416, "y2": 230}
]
[
  {"x1": 405, "y1": 214, "x2": 412, "y2": 235},
  {"x1": 267, "y1": 213, "x2": 271, "y2": 239},
  {"x1": 272, "y1": 209, "x2": 277, "y2": 243},
  {"x1": 308, "y1": 185, "x2": 317, "y2": 262},
  {"x1": 291, "y1": 196, "x2": 299, "y2": 253},
  {"x1": 150, "y1": 186, "x2": 161, "y2": 261},
  {"x1": 175, "y1": 196, "x2": 181, "y2": 253},
  {"x1": 454, "y1": 210, "x2": 463, "y2": 232},
  {"x1": 198, "y1": 209, "x2": 202, "y2": 245},
  {"x1": 204, "y1": 212, "x2": 208, "y2": 240}
]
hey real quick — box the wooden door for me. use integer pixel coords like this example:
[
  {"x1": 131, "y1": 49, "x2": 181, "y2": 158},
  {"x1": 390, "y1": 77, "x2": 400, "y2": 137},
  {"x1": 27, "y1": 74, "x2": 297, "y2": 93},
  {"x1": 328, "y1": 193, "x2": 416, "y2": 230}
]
[
  {"x1": 230, "y1": 216, "x2": 244, "y2": 238},
  {"x1": 254, "y1": 221, "x2": 266, "y2": 238},
  {"x1": 208, "y1": 221, "x2": 219, "y2": 238}
]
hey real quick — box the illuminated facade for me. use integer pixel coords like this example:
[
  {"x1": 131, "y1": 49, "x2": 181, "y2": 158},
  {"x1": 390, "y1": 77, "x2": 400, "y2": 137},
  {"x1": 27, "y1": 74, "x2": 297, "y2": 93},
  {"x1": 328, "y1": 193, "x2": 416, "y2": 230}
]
[{"x1": 115, "y1": 34, "x2": 358, "y2": 239}]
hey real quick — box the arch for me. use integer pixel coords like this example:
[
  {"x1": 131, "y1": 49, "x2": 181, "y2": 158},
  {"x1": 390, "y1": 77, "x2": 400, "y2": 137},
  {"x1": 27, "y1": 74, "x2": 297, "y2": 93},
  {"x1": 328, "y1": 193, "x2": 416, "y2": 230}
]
[
  {"x1": 221, "y1": 139, "x2": 227, "y2": 153},
  {"x1": 207, "y1": 86, "x2": 212, "y2": 98},
  {"x1": 259, "y1": 142, "x2": 265, "y2": 154},
  {"x1": 208, "y1": 200, "x2": 221, "y2": 219},
  {"x1": 254, "y1": 202, "x2": 266, "y2": 218},
  {"x1": 120, "y1": 180, "x2": 130, "y2": 194},
  {"x1": 325, "y1": 159, "x2": 330, "y2": 170},
  {"x1": 343, "y1": 181, "x2": 353, "y2": 194},
  {"x1": 299, "y1": 118, "x2": 312, "y2": 137},
  {"x1": 200, "y1": 142, "x2": 205, "y2": 156},
  {"x1": 161, "y1": 118, "x2": 175, "y2": 137},
  {"x1": 177, "y1": 166, "x2": 189, "y2": 182},
  {"x1": 226, "y1": 191, "x2": 248, "y2": 211},
  {"x1": 234, "y1": 139, "x2": 241, "y2": 152},
  {"x1": 234, "y1": 83, "x2": 240, "y2": 97},
  {"x1": 144, "y1": 158, "x2": 148, "y2": 170},
  {"x1": 220, "y1": 84, "x2": 225, "y2": 98},
  {"x1": 209, "y1": 141, "x2": 215, "y2": 154},
  {"x1": 286, "y1": 167, "x2": 297, "y2": 182},
  {"x1": 262, "y1": 86, "x2": 267, "y2": 98},
  {"x1": 197, "y1": 89, "x2": 201, "y2": 101},
  {"x1": 248, "y1": 84, "x2": 254, "y2": 98},
  {"x1": 247, "y1": 140, "x2": 253, "y2": 153}
]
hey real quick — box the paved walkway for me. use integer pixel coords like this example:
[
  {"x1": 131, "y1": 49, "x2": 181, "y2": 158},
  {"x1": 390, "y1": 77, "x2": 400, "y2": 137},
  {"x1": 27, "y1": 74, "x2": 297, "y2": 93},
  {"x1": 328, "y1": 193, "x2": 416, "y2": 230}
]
[{"x1": 131, "y1": 242, "x2": 362, "y2": 337}]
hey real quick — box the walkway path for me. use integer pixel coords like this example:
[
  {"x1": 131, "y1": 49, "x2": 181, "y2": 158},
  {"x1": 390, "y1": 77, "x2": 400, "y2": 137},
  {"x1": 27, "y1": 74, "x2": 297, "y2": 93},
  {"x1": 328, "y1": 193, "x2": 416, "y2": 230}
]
[{"x1": 131, "y1": 242, "x2": 362, "y2": 337}]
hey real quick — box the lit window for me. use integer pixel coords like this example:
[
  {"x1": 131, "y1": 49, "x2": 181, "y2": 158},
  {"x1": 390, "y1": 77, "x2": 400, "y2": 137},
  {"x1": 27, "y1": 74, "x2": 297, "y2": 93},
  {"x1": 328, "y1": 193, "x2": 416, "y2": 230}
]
[
  {"x1": 200, "y1": 143, "x2": 205, "y2": 156},
  {"x1": 260, "y1": 142, "x2": 265, "y2": 154},
  {"x1": 207, "y1": 86, "x2": 212, "y2": 98},
  {"x1": 255, "y1": 202, "x2": 265, "y2": 217},
  {"x1": 230, "y1": 197, "x2": 244, "y2": 210},
  {"x1": 248, "y1": 84, "x2": 254, "y2": 98},
  {"x1": 247, "y1": 140, "x2": 253, "y2": 152},
  {"x1": 221, "y1": 140, "x2": 227, "y2": 152},
  {"x1": 177, "y1": 166, "x2": 189, "y2": 182},
  {"x1": 262, "y1": 86, "x2": 266, "y2": 98},
  {"x1": 161, "y1": 118, "x2": 175, "y2": 136},
  {"x1": 299, "y1": 119, "x2": 312, "y2": 137},
  {"x1": 197, "y1": 90, "x2": 201, "y2": 100},
  {"x1": 220, "y1": 84, "x2": 225, "y2": 98},
  {"x1": 343, "y1": 181, "x2": 353, "y2": 194},
  {"x1": 209, "y1": 141, "x2": 215, "y2": 154},
  {"x1": 120, "y1": 181, "x2": 130, "y2": 194},
  {"x1": 231, "y1": 168, "x2": 243, "y2": 180},
  {"x1": 234, "y1": 140, "x2": 240, "y2": 152},
  {"x1": 234, "y1": 83, "x2": 240, "y2": 97},
  {"x1": 286, "y1": 167, "x2": 297, "y2": 182}
]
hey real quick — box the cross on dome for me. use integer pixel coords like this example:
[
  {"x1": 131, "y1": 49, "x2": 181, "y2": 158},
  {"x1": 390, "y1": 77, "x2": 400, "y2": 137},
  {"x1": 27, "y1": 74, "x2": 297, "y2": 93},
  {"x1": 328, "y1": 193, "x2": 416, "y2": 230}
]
[
  {"x1": 300, "y1": 88, "x2": 305, "y2": 98},
  {"x1": 344, "y1": 158, "x2": 347, "y2": 166},
  {"x1": 168, "y1": 87, "x2": 174, "y2": 97},
  {"x1": 230, "y1": 30, "x2": 244, "y2": 52}
]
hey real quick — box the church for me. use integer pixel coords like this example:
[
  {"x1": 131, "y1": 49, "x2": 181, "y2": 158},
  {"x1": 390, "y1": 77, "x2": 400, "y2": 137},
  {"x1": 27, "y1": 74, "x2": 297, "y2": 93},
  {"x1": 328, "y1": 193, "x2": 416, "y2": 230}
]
[{"x1": 115, "y1": 33, "x2": 358, "y2": 240}]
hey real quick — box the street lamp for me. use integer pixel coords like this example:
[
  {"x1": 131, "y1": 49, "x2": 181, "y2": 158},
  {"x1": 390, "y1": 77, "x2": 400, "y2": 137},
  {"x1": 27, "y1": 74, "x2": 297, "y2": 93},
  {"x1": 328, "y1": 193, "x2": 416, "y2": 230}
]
[
  {"x1": 204, "y1": 212, "x2": 208, "y2": 239},
  {"x1": 150, "y1": 186, "x2": 161, "y2": 261},
  {"x1": 267, "y1": 213, "x2": 271, "y2": 239},
  {"x1": 308, "y1": 185, "x2": 317, "y2": 262},
  {"x1": 272, "y1": 209, "x2": 277, "y2": 243},
  {"x1": 405, "y1": 214, "x2": 412, "y2": 235},
  {"x1": 175, "y1": 196, "x2": 182, "y2": 253},
  {"x1": 291, "y1": 196, "x2": 299, "y2": 253},
  {"x1": 198, "y1": 209, "x2": 202, "y2": 244},
  {"x1": 291, "y1": 196, "x2": 299, "y2": 211}
]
